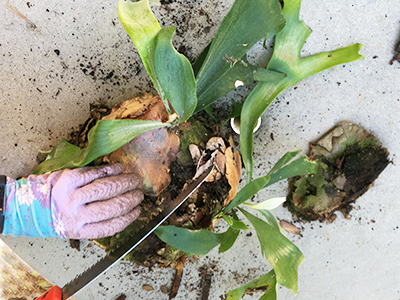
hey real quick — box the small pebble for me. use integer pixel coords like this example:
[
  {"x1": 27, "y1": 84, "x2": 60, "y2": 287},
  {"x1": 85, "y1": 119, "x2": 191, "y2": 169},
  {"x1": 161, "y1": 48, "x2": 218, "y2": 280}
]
[{"x1": 160, "y1": 285, "x2": 168, "y2": 294}]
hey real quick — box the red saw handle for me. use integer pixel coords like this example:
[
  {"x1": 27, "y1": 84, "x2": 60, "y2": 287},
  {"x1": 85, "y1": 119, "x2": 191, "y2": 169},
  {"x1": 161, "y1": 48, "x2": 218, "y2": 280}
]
[{"x1": 35, "y1": 286, "x2": 63, "y2": 300}]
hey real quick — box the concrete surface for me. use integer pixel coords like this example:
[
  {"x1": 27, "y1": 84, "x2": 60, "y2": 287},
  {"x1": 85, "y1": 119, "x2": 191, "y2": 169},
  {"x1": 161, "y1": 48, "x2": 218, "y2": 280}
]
[{"x1": 1, "y1": 0, "x2": 400, "y2": 299}]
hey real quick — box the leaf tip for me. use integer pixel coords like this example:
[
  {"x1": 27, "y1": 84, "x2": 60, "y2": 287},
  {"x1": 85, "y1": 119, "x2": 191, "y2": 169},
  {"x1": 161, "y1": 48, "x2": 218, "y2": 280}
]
[{"x1": 353, "y1": 43, "x2": 365, "y2": 60}]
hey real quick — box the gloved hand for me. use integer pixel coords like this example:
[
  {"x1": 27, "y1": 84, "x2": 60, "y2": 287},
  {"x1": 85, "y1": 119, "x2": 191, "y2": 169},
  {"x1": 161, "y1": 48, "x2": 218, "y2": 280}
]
[{"x1": 3, "y1": 163, "x2": 143, "y2": 239}]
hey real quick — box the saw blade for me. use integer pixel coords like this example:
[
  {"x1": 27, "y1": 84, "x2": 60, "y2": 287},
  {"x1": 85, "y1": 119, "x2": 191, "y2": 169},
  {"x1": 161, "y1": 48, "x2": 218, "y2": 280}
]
[{"x1": 61, "y1": 166, "x2": 213, "y2": 299}]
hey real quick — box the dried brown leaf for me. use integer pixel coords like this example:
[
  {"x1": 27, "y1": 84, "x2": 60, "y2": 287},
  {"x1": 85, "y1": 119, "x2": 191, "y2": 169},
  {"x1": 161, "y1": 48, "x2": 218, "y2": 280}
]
[
  {"x1": 142, "y1": 284, "x2": 154, "y2": 291},
  {"x1": 223, "y1": 136, "x2": 242, "y2": 207},
  {"x1": 189, "y1": 144, "x2": 202, "y2": 163},
  {"x1": 169, "y1": 256, "x2": 186, "y2": 299},
  {"x1": 206, "y1": 137, "x2": 226, "y2": 153},
  {"x1": 280, "y1": 220, "x2": 302, "y2": 236},
  {"x1": 215, "y1": 151, "x2": 226, "y2": 176},
  {"x1": 102, "y1": 93, "x2": 168, "y2": 122}
]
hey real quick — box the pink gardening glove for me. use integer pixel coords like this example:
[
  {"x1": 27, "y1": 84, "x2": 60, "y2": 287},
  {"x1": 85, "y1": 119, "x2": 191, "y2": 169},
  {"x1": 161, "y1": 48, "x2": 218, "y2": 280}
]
[
  {"x1": 4, "y1": 163, "x2": 143, "y2": 239},
  {"x1": 48, "y1": 163, "x2": 143, "y2": 239}
]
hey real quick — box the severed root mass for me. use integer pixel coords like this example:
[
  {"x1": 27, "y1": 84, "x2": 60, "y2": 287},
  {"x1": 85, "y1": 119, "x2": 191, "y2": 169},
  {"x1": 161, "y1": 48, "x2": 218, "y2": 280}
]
[
  {"x1": 94, "y1": 95, "x2": 242, "y2": 267},
  {"x1": 286, "y1": 121, "x2": 390, "y2": 223}
]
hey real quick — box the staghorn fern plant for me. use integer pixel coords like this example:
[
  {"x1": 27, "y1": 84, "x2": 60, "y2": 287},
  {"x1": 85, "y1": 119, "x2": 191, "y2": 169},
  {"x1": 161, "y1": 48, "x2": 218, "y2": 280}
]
[{"x1": 34, "y1": 0, "x2": 364, "y2": 298}]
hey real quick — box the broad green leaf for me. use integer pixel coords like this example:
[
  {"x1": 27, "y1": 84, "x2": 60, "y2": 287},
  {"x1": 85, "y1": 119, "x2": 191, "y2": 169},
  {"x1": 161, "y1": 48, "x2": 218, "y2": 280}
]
[
  {"x1": 196, "y1": 59, "x2": 285, "y2": 113},
  {"x1": 155, "y1": 222, "x2": 244, "y2": 255},
  {"x1": 230, "y1": 220, "x2": 249, "y2": 231},
  {"x1": 230, "y1": 99, "x2": 243, "y2": 119},
  {"x1": 38, "y1": 138, "x2": 80, "y2": 167},
  {"x1": 259, "y1": 209, "x2": 283, "y2": 234},
  {"x1": 118, "y1": 0, "x2": 166, "y2": 104},
  {"x1": 155, "y1": 226, "x2": 220, "y2": 255},
  {"x1": 219, "y1": 210, "x2": 243, "y2": 253},
  {"x1": 226, "y1": 269, "x2": 277, "y2": 300},
  {"x1": 193, "y1": 41, "x2": 211, "y2": 76},
  {"x1": 194, "y1": 0, "x2": 285, "y2": 113},
  {"x1": 239, "y1": 208, "x2": 304, "y2": 295},
  {"x1": 267, "y1": 150, "x2": 301, "y2": 175},
  {"x1": 222, "y1": 214, "x2": 249, "y2": 230},
  {"x1": 155, "y1": 26, "x2": 197, "y2": 123},
  {"x1": 240, "y1": 0, "x2": 364, "y2": 182},
  {"x1": 223, "y1": 175, "x2": 271, "y2": 213},
  {"x1": 204, "y1": 105, "x2": 217, "y2": 123},
  {"x1": 222, "y1": 214, "x2": 234, "y2": 226},
  {"x1": 224, "y1": 153, "x2": 316, "y2": 214},
  {"x1": 221, "y1": 99, "x2": 243, "y2": 129},
  {"x1": 244, "y1": 197, "x2": 286, "y2": 211},
  {"x1": 253, "y1": 68, "x2": 287, "y2": 82},
  {"x1": 266, "y1": 155, "x2": 317, "y2": 188},
  {"x1": 218, "y1": 226, "x2": 240, "y2": 254},
  {"x1": 33, "y1": 120, "x2": 168, "y2": 174}
]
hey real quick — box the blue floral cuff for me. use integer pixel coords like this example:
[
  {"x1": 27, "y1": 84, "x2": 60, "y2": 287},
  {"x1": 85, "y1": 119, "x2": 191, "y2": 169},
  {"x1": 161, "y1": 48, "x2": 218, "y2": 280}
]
[{"x1": 3, "y1": 176, "x2": 61, "y2": 238}]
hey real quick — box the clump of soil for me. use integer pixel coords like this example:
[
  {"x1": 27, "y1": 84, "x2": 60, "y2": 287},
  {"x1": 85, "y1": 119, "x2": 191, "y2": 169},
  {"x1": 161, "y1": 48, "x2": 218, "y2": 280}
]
[
  {"x1": 390, "y1": 42, "x2": 400, "y2": 65},
  {"x1": 69, "y1": 103, "x2": 111, "y2": 148},
  {"x1": 286, "y1": 121, "x2": 390, "y2": 223},
  {"x1": 72, "y1": 93, "x2": 242, "y2": 267}
]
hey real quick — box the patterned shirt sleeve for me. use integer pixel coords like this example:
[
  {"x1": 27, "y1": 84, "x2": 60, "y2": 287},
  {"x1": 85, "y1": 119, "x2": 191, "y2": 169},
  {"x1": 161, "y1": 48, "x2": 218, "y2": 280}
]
[{"x1": 3, "y1": 175, "x2": 63, "y2": 238}]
